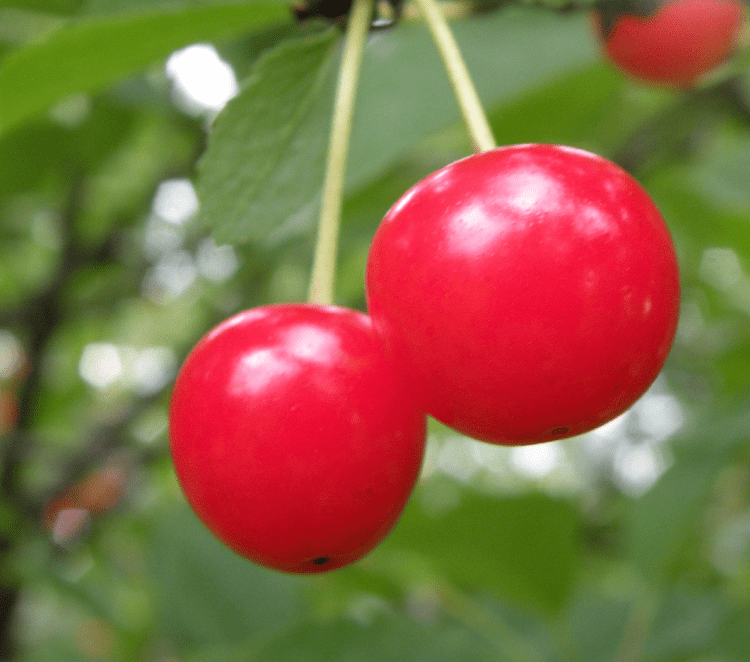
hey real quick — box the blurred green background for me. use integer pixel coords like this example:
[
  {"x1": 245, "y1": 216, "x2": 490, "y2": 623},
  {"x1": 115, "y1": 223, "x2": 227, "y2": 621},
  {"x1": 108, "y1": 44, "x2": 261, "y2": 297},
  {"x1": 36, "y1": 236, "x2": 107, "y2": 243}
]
[{"x1": 1, "y1": 0, "x2": 750, "y2": 660}]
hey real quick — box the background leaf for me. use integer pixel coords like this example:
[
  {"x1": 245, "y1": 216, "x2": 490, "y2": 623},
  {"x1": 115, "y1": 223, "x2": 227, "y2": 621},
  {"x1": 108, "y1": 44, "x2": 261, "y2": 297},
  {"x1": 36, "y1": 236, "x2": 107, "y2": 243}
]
[
  {"x1": 0, "y1": 0, "x2": 288, "y2": 135},
  {"x1": 380, "y1": 483, "x2": 580, "y2": 615},
  {"x1": 146, "y1": 499, "x2": 304, "y2": 653},
  {"x1": 251, "y1": 615, "x2": 500, "y2": 662}
]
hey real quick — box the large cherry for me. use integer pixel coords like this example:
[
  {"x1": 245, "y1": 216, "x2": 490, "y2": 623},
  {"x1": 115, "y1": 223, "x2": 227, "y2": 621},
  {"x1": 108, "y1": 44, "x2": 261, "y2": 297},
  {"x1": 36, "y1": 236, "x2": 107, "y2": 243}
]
[
  {"x1": 366, "y1": 144, "x2": 680, "y2": 445},
  {"x1": 169, "y1": 304, "x2": 426, "y2": 573}
]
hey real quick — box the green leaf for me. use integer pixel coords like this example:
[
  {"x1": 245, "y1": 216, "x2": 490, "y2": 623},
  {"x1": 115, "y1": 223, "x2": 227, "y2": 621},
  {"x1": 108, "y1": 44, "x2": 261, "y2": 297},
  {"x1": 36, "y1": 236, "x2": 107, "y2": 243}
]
[
  {"x1": 715, "y1": 605, "x2": 750, "y2": 662},
  {"x1": 195, "y1": 28, "x2": 340, "y2": 246},
  {"x1": 0, "y1": 121, "x2": 71, "y2": 195},
  {"x1": 0, "y1": 0, "x2": 85, "y2": 14},
  {"x1": 487, "y1": 63, "x2": 625, "y2": 152},
  {"x1": 641, "y1": 588, "x2": 726, "y2": 662},
  {"x1": 252, "y1": 615, "x2": 500, "y2": 662},
  {"x1": 381, "y1": 483, "x2": 580, "y2": 615},
  {"x1": 0, "y1": 0, "x2": 289, "y2": 135},
  {"x1": 0, "y1": 0, "x2": 83, "y2": 13},
  {"x1": 563, "y1": 591, "x2": 632, "y2": 662},
  {"x1": 688, "y1": 132, "x2": 750, "y2": 214},
  {"x1": 20, "y1": 641, "x2": 92, "y2": 662},
  {"x1": 0, "y1": 8, "x2": 68, "y2": 47},
  {"x1": 81, "y1": 0, "x2": 289, "y2": 14},
  {"x1": 215, "y1": 21, "x2": 303, "y2": 82},
  {"x1": 624, "y1": 408, "x2": 750, "y2": 580},
  {"x1": 146, "y1": 498, "x2": 304, "y2": 652}
]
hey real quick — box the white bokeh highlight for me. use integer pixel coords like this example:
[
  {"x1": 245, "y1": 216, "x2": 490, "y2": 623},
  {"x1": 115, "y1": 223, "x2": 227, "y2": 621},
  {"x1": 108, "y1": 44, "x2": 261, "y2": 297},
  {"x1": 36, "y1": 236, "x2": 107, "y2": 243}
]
[
  {"x1": 142, "y1": 178, "x2": 238, "y2": 303},
  {"x1": 510, "y1": 442, "x2": 565, "y2": 479},
  {"x1": 79, "y1": 344, "x2": 123, "y2": 389},
  {"x1": 79, "y1": 344, "x2": 177, "y2": 395},
  {"x1": 165, "y1": 44, "x2": 238, "y2": 115},
  {"x1": 197, "y1": 238, "x2": 238, "y2": 283},
  {"x1": 152, "y1": 179, "x2": 199, "y2": 225}
]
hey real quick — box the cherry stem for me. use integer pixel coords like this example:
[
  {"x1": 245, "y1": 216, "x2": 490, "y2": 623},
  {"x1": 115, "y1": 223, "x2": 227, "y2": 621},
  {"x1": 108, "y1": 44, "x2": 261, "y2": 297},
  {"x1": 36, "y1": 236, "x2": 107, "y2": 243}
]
[
  {"x1": 307, "y1": 0, "x2": 373, "y2": 305},
  {"x1": 414, "y1": 0, "x2": 497, "y2": 153}
]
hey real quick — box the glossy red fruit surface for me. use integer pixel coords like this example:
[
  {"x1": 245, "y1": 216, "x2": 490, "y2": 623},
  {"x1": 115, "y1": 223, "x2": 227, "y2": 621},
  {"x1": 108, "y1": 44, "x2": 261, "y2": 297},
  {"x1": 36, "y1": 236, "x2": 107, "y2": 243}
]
[
  {"x1": 594, "y1": 0, "x2": 745, "y2": 85},
  {"x1": 169, "y1": 304, "x2": 426, "y2": 574},
  {"x1": 366, "y1": 144, "x2": 680, "y2": 445}
]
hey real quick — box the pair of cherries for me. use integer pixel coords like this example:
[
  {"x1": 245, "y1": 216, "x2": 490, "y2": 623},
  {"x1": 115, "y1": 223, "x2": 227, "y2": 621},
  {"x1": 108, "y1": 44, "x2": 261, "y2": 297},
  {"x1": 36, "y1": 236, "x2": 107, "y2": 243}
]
[{"x1": 169, "y1": 144, "x2": 680, "y2": 574}]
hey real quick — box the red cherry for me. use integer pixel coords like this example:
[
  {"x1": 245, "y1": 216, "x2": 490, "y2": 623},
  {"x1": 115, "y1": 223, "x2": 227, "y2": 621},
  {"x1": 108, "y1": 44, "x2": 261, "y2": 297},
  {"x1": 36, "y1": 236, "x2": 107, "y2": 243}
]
[
  {"x1": 593, "y1": 0, "x2": 746, "y2": 86},
  {"x1": 366, "y1": 144, "x2": 680, "y2": 445},
  {"x1": 169, "y1": 304, "x2": 426, "y2": 574}
]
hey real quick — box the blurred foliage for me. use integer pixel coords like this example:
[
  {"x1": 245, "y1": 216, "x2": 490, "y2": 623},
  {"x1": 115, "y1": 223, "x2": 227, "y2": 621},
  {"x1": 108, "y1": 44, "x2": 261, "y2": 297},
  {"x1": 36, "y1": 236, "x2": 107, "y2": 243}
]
[{"x1": 0, "y1": 0, "x2": 750, "y2": 660}]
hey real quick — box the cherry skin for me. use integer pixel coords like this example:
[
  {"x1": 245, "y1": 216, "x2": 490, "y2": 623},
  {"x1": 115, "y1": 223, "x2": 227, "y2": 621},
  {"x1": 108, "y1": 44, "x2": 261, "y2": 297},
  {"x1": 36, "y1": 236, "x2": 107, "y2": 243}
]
[
  {"x1": 593, "y1": 0, "x2": 746, "y2": 86},
  {"x1": 365, "y1": 144, "x2": 680, "y2": 445},
  {"x1": 169, "y1": 304, "x2": 426, "y2": 574}
]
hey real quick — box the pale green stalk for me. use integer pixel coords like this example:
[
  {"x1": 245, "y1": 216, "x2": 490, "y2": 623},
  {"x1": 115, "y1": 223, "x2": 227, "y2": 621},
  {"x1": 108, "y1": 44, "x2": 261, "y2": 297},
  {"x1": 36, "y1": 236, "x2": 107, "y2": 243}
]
[
  {"x1": 414, "y1": 0, "x2": 496, "y2": 153},
  {"x1": 308, "y1": 0, "x2": 373, "y2": 305}
]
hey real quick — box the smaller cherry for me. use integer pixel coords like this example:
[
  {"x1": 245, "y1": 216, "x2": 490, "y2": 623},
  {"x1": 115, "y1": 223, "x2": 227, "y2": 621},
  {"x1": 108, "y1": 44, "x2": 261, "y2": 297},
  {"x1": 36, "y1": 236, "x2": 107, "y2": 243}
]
[{"x1": 169, "y1": 304, "x2": 426, "y2": 574}]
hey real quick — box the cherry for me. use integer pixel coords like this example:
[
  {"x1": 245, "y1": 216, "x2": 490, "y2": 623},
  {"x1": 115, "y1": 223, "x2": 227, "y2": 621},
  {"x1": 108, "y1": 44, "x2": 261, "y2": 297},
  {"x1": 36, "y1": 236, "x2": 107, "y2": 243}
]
[
  {"x1": 593, "y1": 0, "x2": 746, "y2": 86},
  {"x1": 169, "y1": 304, "x2": 426, "y2": 574},
  {"x1": 365, "y1": 144, "x2": 680, "y2": 445}
]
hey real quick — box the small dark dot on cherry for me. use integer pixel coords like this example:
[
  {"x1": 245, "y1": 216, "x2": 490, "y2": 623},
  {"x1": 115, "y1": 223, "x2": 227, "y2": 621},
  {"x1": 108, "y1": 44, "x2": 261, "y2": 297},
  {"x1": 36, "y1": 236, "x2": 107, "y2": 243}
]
[
  {"x1": 551, "y1": 427, "x2": 569, "y2": 435},
  {"x1": 312, "y1": 557, "x2": 330, "y2": 565}
]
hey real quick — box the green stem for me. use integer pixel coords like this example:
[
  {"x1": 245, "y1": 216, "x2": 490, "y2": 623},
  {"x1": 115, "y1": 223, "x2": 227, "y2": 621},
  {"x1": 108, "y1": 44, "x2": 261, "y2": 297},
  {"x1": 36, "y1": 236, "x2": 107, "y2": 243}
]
[
  {"x1": 307, "y1": 0, "x2": 373, "y2": 305},
  {"x1": 414, "y1": 0, "x2": 496, "y2": 153}
]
